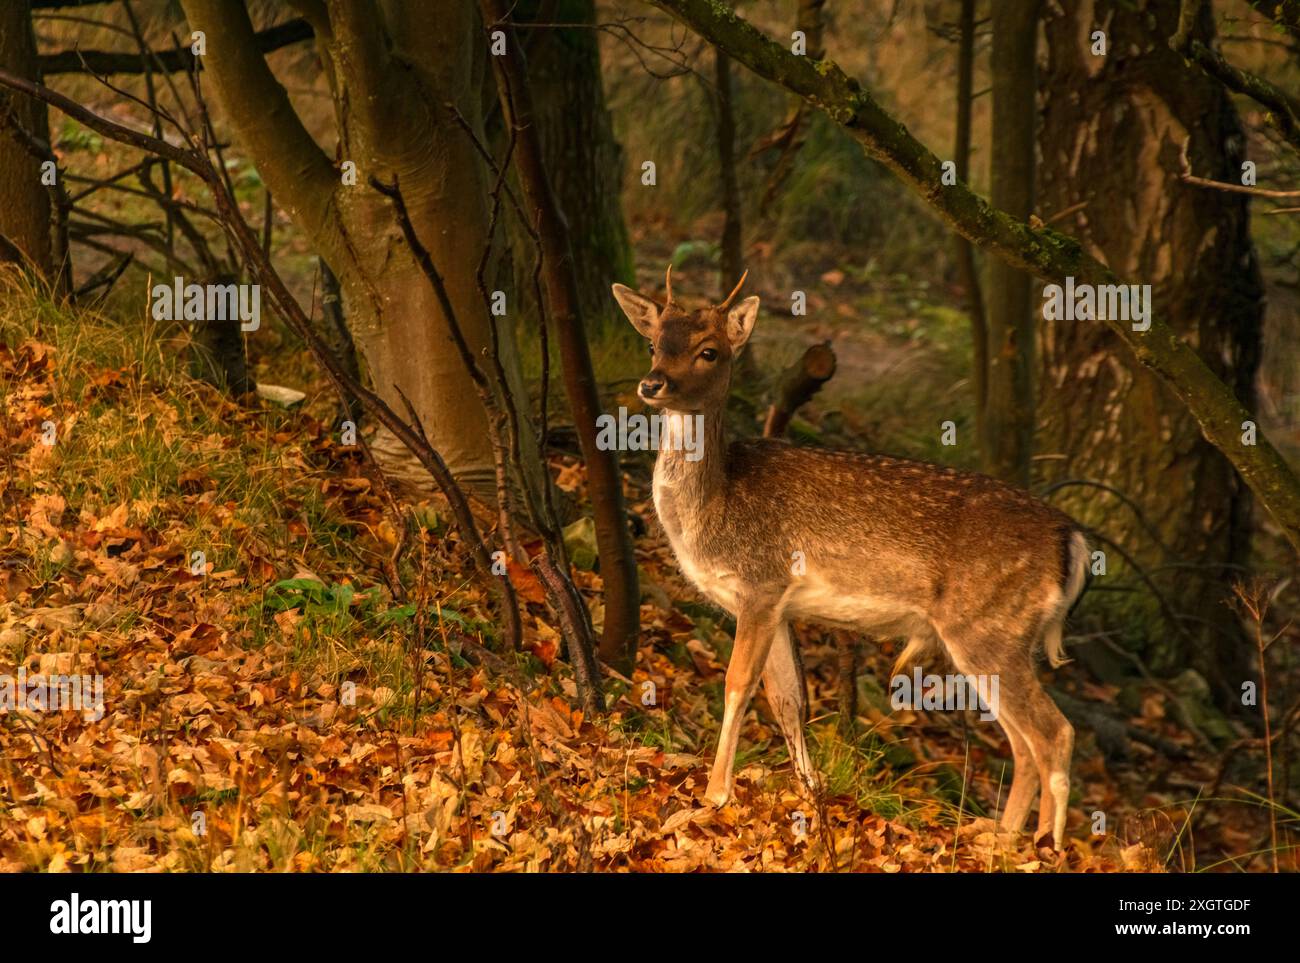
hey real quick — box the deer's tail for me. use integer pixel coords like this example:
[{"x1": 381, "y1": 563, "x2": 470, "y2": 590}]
[{"x1": 1042, "y1": 529, "x2": 1090, "y2": 668}]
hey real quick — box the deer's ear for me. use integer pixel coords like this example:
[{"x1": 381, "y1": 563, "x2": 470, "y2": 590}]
[
  {"x1": 725, "y1": 296, "x2": 760, "y2": 349},
  {"x1": 611, "y1": 284, "x2": 661, "y2": 338}
]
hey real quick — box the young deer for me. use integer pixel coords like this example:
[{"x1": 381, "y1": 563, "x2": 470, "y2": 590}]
[{"x1": 612, "y1": 268, "x2": 1089, "y2": 849}]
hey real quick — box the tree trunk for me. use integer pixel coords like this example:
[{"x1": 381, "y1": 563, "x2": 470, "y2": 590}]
[
  {"x1": 953, "y1": 0, "x2": 987, "y2": 449},
  {"x1": 1039, "y1": 0, "x2": 1262, "y2": 703},
  {"x1": 714, "y1": 32, "x2": 758, "y2": 381},
  {"x1": 982, "y1": 0, "x2": 1039, "y2": 486},
  {"x1": 0, "y1": 0, "x2": 53, "y2": 277},
  {"x1": 191, "y1": 272, "x2": 254, "y2": 395},
  {"x1": 319, "y1": 258, "x2": 362, "y2": 424},
  {"x1": 506, "y1": 0, "x2": 634, "y2": 333},
  {"x1": 715, "y1": 44, "x2": 744, "y2": 302},
  {"x1": 481, "y1": 0, "x2": 641, "y2": 672},
  {"x1": 180, "y1": 0, "x2": 539, "y2": 499}
]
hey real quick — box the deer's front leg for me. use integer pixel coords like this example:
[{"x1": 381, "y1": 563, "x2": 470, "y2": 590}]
[{"x1": 704, "y1": 603, "x2": 781, "y2": 808}]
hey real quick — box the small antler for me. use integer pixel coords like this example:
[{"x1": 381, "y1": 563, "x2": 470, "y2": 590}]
[
  {"x1": 664, "y1": 263, "x2": 674, "y2": 305},
  {"x1": 717, "y1": 269, "x2": 749, "y2": 310}
]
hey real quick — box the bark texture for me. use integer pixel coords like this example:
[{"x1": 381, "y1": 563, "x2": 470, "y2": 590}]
[
  {"x1": 0, "y1": 0, "x2": 53, "y2": 277},
  {"x1": 1039, "y1": 0, "x2": 1263, "y2": 696}
]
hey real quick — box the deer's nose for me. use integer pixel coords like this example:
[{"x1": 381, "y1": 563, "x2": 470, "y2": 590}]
[{"x1": 639, "y1": 377, "x2": 666, "y2": 398}]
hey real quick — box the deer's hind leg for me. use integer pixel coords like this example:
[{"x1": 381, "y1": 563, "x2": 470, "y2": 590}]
[
  {"x1": 1026, "y1": 678, "x2": 1074, "y2": 849},
  {"x1": 989, "y1": 665, "x2": 1072, "y2": 849},
  {"x1": 937, "y1": 628, "x2": 1073, "y2": 849},
  {"x1": 997, "y1": 717, "x2": 1039, "y2": 834},
  {"x1": 761, "y1": 621, "x2": 819, "y2": 795}
]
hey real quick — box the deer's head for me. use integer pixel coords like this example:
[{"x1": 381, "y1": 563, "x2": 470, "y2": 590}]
[{"x1": 611, "y1": 267, "x2": 759, "y2": 413}]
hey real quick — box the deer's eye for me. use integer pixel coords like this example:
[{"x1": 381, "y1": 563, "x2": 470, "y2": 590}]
[
  {"x1": 699, "y1": 347, "x2": 718, "y2": 362},
  {"x1": 647, "y1": 342, "x2": 654, "y2": 355}
]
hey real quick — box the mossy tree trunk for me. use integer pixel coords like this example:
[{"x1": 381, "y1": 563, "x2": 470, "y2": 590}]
[{"x1": 1039, "y1": 0, "x2": 1263, "y2": 702}]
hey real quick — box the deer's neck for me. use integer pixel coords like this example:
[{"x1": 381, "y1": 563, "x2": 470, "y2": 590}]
[{"x1": 652, "y1": 408, "x2": 727, "y2": 537}]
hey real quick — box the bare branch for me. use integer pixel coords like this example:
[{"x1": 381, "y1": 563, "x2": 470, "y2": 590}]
[
  {"x1": 39, "y1": 18, "x2": 313, "y2": 75},
  {"x1": 1171, "y1": 0, "x2": 1300, "y2": 152}
]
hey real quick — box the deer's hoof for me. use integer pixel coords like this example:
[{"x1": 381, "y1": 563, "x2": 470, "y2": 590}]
[{"x1": 703, "y1": 784, "x2": 732, "y2": 808}]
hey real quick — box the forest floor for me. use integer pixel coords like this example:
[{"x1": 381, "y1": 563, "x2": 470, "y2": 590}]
[{"x1": 3, "y1": 268, "x2": 1294, "y2": 874}]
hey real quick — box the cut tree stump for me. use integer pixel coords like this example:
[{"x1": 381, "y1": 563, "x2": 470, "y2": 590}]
[{"x1": 762, "y1": 341, "x2": 836, "y2": 439}]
